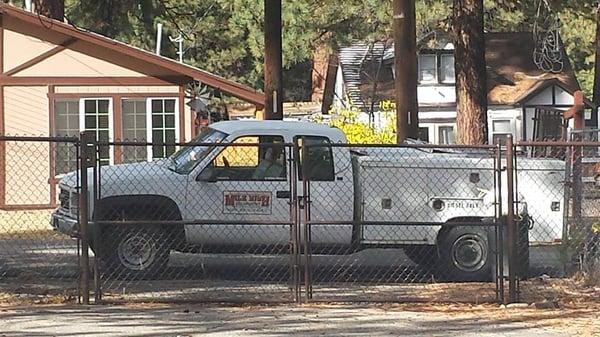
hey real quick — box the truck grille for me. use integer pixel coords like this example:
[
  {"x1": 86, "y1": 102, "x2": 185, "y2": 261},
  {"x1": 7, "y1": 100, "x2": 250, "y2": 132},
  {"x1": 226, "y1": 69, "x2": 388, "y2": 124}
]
[
  {"x1": 59, "y1": 189, "x2": 69, "y2": 209},
  {"x1": 59, "y1": 188, "x2": 78, "y2": 215}
]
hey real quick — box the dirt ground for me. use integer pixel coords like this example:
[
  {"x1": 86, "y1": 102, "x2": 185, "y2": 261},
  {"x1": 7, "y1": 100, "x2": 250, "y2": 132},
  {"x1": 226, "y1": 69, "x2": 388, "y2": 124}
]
[{"x1": 0, "y1": 278, "x2": 598, "y2": 337}]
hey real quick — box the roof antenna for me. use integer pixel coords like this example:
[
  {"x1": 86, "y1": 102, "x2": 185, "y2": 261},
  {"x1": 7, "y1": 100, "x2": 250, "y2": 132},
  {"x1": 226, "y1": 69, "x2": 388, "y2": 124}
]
[
  {"x1": 155, "y1": 22, "x2": 163, "y2": 56},
  {"x1": 169, "y1": 34, "x2": 184, "y2": 63}
]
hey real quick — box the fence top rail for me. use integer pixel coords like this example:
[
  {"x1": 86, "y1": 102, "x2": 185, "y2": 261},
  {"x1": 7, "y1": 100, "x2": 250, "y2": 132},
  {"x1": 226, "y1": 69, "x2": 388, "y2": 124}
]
[
  {"x1": 306, "y1": 143, "x2": 498, "y2": 150},
  {"x1": 517, "y1": 140, "x2": 600, "y2": 147},
  {"x1": 0, "y1": 135, "x2": 79, "y2": 143},
  {"x1": 95, "y1": 141, "x2": 296, "y2": 147}
]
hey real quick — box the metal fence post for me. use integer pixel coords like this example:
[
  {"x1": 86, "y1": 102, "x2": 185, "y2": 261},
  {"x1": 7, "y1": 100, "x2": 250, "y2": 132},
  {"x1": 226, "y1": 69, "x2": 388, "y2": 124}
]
[
  {"x1": 505, "y1": 135, "x2": 518, "y2": 303},
  {"x1": 78, "y1": 131, "x2": 93, "y2": 304},
  {"x1": 495, "y1": 142, "x2": 505, "y2": 304}
]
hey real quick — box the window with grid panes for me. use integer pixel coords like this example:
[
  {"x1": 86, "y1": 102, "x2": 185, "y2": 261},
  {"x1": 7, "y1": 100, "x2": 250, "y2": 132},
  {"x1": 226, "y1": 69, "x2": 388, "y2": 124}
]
[
  {"x1": 150, "y1": 98, "x2": 177, "y2": 160},
  {"x1": 122, "y1": 99, "x2": 148, "y2": 163},
  {"x1": 54, "y1": 100, "x2": 79, "y2": 174},
  {"x1": 82, "y1": 98, "x2": 111, "y2": 165}
]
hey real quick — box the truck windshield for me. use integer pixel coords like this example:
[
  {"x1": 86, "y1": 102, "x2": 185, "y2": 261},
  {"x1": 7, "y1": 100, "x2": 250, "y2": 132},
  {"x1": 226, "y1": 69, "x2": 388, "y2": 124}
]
[{"x1": 169, "y1": 128, "x2": 228, "y2": 174}]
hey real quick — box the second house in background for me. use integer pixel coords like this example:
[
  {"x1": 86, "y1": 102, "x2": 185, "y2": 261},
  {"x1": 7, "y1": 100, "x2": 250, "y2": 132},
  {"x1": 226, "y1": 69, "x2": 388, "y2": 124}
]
[{"x1": 329, "y1": 32, "x2": 597, "y2": 144}]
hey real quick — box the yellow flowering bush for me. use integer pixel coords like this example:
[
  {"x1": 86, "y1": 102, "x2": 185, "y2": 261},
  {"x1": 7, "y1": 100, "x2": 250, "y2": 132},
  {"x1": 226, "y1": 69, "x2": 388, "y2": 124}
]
[{"x1": 313, "y1": 101, "x2": 397, "y2": 144}]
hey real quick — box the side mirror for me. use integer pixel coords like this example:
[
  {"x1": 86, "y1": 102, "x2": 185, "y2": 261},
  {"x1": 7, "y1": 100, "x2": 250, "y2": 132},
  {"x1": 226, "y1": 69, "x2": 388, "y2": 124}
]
[{"x1": 197, "y1": 167, "x2": 218, "y2": 182}]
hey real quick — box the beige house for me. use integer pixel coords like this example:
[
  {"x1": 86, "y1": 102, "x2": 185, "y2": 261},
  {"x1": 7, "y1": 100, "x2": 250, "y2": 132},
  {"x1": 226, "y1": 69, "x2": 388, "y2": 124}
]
[{"x1": 0, "y1": 4, "x2": 265, "y2": 210}]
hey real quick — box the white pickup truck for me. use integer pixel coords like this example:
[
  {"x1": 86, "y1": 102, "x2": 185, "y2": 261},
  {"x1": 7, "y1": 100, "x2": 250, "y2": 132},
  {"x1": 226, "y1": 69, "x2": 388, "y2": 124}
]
[{"x1": 51, "y1": 120, "x2": 565, "y2": 280}]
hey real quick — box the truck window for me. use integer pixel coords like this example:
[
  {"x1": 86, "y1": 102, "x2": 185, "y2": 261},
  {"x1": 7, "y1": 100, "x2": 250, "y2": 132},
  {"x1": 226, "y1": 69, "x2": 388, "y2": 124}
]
[
  {"x1": 297, "y1": 136, "x2": 334, "y2": 181},
  {"x1": 207, "y1": 135, "x2": 287, "y2": 181}
]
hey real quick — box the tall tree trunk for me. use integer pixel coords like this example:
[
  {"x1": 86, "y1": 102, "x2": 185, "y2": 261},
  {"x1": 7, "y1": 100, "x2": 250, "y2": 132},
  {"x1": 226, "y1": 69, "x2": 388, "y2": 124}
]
[
  {"x1": 593, "y1": 2, "x2": 600, "y2": 106},
  {"x1": 264, "y1": 0, "x2": 283, "y2": 120},
  {"x1": 393, "y1": 0, "x2": 419, "y2": 143},
  {"x1": 33, "y1": 0, "x2": 64, "y2": 21},
  {"x1": 453, "y1": 0, "x2": 488, "y2": 145}
]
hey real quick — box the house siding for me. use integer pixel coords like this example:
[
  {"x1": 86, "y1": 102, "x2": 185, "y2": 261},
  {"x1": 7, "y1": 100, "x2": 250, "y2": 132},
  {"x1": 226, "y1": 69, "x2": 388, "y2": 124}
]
[
  {"x1": 4, "y1": 86, "x2": 51, "y2": 205},
  {"x1": 3, "y1": 28, "x2": 55, "y2": 71},
  {"x1": 5, "y1": 28, "x2": 147, "y2": 78}
]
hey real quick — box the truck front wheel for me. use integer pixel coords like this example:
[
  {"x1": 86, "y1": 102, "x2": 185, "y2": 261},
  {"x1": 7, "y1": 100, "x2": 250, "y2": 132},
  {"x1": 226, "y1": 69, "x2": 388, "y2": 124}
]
[
  {"x1": 438, "y1": 226, "x2": 491, "y2": 281},
  {"x1": 101, "y1": 226, "x2": 170, "y2": 280}
]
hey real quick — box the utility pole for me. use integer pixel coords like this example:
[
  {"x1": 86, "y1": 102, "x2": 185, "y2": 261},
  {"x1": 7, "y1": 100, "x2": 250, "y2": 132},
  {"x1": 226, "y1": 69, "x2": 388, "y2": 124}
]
[
  {"x1": 593, "y1": 2, "x2": 600, "y2": 106},
  {"x1": 393, "y1": 0, "x2": 419, "y2": 143},
  {"x1": 264, "y1": 0, "x2": 284, "y2": 120}
]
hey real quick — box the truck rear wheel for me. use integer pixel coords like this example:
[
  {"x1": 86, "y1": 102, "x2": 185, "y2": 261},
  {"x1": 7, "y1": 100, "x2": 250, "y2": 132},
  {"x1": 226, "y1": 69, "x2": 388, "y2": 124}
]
[
  {"x1": 100, "y1": 226, "x2": 170, "y2": 280},
  {"x1": 438, "y1": 226, "x2": 491, "y2": 281}
]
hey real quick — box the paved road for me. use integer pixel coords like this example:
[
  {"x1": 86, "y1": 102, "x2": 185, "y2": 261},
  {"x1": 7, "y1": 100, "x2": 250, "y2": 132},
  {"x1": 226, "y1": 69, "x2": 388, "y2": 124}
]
[{"x1": 0, "y1": 304, "x2": 567, "y2": 337}]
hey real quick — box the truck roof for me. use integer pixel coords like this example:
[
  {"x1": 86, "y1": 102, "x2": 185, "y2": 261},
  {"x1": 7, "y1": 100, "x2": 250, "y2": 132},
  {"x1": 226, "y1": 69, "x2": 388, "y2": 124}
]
[{"x1": 209, "y1": 120, "x2": 347, "y2": 142}]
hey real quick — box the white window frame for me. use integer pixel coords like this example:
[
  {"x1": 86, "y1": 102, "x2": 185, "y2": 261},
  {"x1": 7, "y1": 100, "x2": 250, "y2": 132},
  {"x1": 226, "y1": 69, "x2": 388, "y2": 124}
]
[
  {"x1": 79, "y1": 97, "x2": 114, "y2": 165},
  {"x1": 145, "y1": 97, "x2": 180, "y2": 161},
  {"x1": 489, "y1": 118, "x2": 517, "y2": 145},
  {"x1": 417, "y1": 124, "x2": 434, "y2": 143},
  {"x1": 436, "y1": 123, "x2": 456, "y2": 144},
  {"x1": 418, "y1": 122, "x2": 457, "y2": 145},
  {"x1": 439, "y1": 54, "x2": 455, "y2": 84},
  {"x1": 418, "y1": 54, "x2": 437, "y2": 84}
]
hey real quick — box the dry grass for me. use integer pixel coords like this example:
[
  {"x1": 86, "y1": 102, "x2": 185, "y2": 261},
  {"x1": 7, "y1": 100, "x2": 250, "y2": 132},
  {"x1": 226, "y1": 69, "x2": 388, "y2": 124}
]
[
  {"x1": 0, "y1": 209, "x2": 54, "y2": 235},
  {"x1": 0, "y1": 280, "x2": 78, "y2": 307}
]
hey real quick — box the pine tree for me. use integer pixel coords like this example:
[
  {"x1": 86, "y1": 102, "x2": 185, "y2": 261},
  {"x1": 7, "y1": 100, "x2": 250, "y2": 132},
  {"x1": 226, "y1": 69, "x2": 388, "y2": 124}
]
[{"x1": 453, "y1": 0, "x2": 488, "y2": 145}]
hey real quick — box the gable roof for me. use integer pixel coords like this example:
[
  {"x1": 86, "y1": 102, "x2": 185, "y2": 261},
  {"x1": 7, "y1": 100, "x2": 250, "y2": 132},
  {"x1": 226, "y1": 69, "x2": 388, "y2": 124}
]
[
  {"x1": 338, "y1": 32, "x2": 586, "y2": 110},
  {"x1": 0, "y1": 4, "x2": 265, "y2": 106},
  {"x1": 485, "y1": 32, "x2": 581, "y2": 105}
]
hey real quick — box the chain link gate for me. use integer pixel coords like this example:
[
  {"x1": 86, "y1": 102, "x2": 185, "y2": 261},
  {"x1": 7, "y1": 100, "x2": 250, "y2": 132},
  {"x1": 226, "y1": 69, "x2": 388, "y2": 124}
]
[
  {"x1": 83, "y1": 135, "x2": 301, "y2": 303},
  {"x1": 0, "y1": 135, "x2": 83, "y2": 304},
  {"x1": 297, "y1": 140, "x2": 512, "y2": 303}
]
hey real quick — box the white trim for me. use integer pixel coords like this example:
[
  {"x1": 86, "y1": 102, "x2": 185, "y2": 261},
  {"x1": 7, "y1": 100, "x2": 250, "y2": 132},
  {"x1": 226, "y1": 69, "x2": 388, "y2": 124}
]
[
  {"x1": 419, "y1": 122, "x2": 456, "y2": 144},
  {"x1": 79, "y1": 97, "x2": 114, "y2": 165},
  {"x1": 488, "y1": 117, "x2": 517, "y2": 144},
  {"x1": 146, "y1": 97, "x2": 180, "y2": 161},
  {"x1": 418, "y1": 54, "x2": 437, "y2": 84}
]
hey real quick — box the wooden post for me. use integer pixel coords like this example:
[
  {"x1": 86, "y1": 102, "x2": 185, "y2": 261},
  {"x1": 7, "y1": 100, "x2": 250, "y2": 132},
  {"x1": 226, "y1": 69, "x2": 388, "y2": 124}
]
[
  {"x1": 564, "y1": 91, "x2": 585, "y2": 243},
  {"x1": 593, "y1": 3, "x2": 600, "y2": 106},
  {"x1": 264, "y1": 0, "x2": 283, "y2": 120},
  {"x1": 393, "y1": 0, "x2": 419, "y2": 143}
]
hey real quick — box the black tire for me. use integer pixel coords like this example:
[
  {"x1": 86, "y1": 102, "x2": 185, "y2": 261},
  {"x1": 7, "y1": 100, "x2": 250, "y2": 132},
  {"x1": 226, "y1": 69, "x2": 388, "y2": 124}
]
[
  {"x1": 438, "y1": 226, "x2": 492, "y2": 281},
  {"x1": 99, "y1": 226, "x2": 170, "y2": 280},
  {"x1": 404, "y1": 245, "x2": 438, "y2": 268}
]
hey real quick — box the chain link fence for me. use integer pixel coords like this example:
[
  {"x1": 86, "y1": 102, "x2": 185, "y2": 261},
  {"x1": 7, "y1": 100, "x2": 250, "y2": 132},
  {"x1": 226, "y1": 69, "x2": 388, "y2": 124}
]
[
  {"x1": 3, "y1": 130, "x2": 599, "y2": 305},
  {"x1": 0, "y1": 136, "x2": 81, "y2": 304},
  {"x1": 516, "y1": 139, "x2": 600, "y2": 301}
]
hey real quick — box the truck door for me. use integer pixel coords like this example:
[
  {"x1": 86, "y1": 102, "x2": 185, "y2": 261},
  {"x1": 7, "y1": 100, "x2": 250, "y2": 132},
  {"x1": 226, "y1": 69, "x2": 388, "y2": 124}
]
[
  {"x1": 184, "y1": 135, "x2": 293, "y2": 246},
  {"x1": 296, "y1": 136, "x2": 355, "y2": 246}
]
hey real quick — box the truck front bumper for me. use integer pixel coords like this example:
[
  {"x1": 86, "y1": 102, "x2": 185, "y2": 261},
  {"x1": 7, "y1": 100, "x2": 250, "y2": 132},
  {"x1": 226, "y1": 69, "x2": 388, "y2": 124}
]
[{"x1": 50, "y1": 211, "x2": 79, "y2": 237}]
